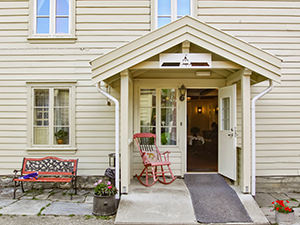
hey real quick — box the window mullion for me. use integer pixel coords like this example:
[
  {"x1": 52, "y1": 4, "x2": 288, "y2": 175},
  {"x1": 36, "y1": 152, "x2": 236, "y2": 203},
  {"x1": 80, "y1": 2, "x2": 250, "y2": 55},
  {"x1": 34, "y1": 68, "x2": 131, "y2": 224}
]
[
  {"x1": 49, "y1": 88, "x2": 54, "y2": 146},
  {"x1": 50, "y1": 0, "x2": 55, "y2": 34},
  {"x1": 171, "y1": 0, "x2": 176, "y2": 21}
]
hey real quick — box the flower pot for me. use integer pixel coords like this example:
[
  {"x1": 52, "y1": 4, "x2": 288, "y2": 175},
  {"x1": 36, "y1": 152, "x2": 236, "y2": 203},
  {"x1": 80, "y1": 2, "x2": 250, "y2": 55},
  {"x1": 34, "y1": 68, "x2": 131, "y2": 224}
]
[
  {"x1": 275, "y1": 210, "x2": 295, "y2": 224},
  {"x1": 93, "y1": 195, "x2": 117, "y2": 216},
  {"x1": 57, "y1": 139, "x2": 63, "y2": 144}
]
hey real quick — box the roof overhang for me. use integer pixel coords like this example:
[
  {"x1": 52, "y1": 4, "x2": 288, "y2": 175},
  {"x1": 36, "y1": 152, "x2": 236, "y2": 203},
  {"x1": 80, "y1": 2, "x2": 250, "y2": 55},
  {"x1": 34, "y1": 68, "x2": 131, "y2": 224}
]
[{"x1": 90, "y1": 16, "x2": 281, "y2": 83}]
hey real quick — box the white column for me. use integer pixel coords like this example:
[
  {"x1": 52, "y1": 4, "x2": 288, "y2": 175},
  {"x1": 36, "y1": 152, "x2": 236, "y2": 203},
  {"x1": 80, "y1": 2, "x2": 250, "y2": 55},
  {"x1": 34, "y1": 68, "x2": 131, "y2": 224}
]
[
  {"x1": 120, "y1": 70, "x2": 130, "y2": 194},
  {"x1": 241, "y1": 70, "x2": 251, "y2": 193}
]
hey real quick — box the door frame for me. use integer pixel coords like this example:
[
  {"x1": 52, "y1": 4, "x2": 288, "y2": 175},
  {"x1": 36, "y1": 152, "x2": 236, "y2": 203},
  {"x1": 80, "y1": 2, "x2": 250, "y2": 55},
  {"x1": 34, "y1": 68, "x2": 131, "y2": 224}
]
[{"x1": 184, "y1": 87, "x2": 219, "y2": 174}]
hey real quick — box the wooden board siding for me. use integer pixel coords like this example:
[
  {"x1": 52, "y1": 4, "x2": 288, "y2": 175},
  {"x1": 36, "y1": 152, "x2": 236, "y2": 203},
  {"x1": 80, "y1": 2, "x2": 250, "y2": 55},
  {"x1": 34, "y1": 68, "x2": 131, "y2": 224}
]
[
  {"x1": 197, "y1": 0, "x2": 300, "y2": 176},
  {"x1": 0, "y1": 0, "x2": 150, "y2": 175},
  {"x1": 0, "y1": 0, "x2": 297, "y2": 178}
]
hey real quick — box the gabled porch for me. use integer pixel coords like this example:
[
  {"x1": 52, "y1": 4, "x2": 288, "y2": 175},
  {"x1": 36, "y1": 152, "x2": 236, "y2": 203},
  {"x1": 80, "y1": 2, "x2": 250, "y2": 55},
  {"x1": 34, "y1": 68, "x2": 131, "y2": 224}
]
[{"x1": 90, "y1": 16, "x2": 281, "y2": 195}]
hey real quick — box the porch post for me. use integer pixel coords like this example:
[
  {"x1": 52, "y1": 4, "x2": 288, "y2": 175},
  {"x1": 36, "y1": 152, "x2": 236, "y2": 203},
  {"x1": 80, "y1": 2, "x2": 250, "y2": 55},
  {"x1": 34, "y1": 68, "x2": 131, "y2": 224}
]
[
  {"x1": 120, "y1": 69, "x2": 130, "y2": 194},
  {"x1": 241, "y1": 69, "x2": 251, "y2": 193}
]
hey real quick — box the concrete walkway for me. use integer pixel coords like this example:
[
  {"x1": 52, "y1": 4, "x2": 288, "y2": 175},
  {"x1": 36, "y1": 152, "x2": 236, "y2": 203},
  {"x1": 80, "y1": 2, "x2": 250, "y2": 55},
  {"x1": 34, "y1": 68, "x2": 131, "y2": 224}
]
[
  {"x1": 0, "y1": 186, "x2": 115, "y2": 224},
  {"x1": 2, "y1": 181, "x2": 296, "y2": 225},
  {"x1": 115, "y1": 179, "x2": 268, "y2": 225},
  {"x1": 256, "y1": 192, "x2": 300, "y2": 225}
]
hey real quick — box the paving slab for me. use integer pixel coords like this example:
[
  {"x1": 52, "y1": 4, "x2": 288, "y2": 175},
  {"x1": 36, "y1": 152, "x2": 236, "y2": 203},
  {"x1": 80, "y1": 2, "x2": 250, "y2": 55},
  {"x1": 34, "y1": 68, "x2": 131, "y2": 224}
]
[
  {"x1": 85, "y1": 195, "x2": 93, "y2": 204},
  {"x1": 270, "y1": 192, "x2": 289, "y2": 200},
  {"x1": 0, "y1": 199, "x2": 16, "y2": 208},
  {"x1": 0, "y1": 215, "x2": 115, "y2": 225},
  {"x1": 42, "y1": 202, "x2": 92, "y2": 216},
  {"x1": 0, "y1": 187, "x2": 23, "y2": 199},
  {"x1": 0, "y1": 200, "x2": 51, "y2": 215},
  {"x1": 255, "y1": 193, "x2": 276, "y2": 207},
  {"x1": 48, "y1": 191, "x2": 85, "y2": 202}
]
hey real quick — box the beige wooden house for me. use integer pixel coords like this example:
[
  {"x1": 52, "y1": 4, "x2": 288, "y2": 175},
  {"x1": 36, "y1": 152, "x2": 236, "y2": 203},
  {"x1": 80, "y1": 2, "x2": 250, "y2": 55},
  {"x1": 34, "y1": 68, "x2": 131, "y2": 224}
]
[{"x1": 0, "y1": 0, "x2": 298, "y2": 195}]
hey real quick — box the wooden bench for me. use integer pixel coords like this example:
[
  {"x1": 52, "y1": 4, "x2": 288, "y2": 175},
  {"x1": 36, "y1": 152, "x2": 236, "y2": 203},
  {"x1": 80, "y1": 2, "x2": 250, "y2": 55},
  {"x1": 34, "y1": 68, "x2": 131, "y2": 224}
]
[{"x1": 13, "y1": 156, "x2": 78, "y2": 199}]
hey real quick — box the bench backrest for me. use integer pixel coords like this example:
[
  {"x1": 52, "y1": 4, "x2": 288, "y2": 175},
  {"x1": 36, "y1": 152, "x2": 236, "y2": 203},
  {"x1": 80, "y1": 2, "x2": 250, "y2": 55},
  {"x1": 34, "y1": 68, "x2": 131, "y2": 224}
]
[{"x1": 22, "y1": 156, "x2": 78, "y2": 176}]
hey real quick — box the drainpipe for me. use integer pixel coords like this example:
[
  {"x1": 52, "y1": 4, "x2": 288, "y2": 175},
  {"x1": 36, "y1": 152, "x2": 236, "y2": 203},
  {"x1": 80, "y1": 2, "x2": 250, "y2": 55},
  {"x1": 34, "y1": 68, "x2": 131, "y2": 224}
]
[
  {"x1": 251, "y1": 79, "x2": 273, "y2": 197},
  {"x1": 96, "y1": 81, "x2": 120, "y2": 200}
]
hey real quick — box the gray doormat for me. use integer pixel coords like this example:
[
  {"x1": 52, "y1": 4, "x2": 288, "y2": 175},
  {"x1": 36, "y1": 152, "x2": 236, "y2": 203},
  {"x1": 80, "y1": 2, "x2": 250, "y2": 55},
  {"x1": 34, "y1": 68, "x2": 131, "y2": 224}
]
[{"x1": 184, "y1": 174, "x2": 252, "y2": 223}]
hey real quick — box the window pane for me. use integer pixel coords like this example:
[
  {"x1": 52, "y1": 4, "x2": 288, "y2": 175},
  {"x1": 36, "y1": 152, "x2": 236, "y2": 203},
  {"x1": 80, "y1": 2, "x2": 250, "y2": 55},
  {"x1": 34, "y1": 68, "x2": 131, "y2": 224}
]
[
  {"x1": 177, "y1": 0, "x2": 190, "y2": 16},
  {"x1": 54, "y1": 127, "x2": 69, "y2": 145},
  {"x1": 161, "y1": 89, "x2": 176, "y2": 107},
  {"x1": 36, "y1": 17, "x2": 50, "y2": 34},
  {"x1": 140, "y1": 89, "x2": 156, "y2": 107},
  {"x1": 161, "y1": 108, "x2": 176, "y2": 126},
  {"x1": 158, "y1": 0, "x2": 171, "y2": 15},
  {"x1": 54, "y1": 89, "x2": 69, "y2": 106},
  {"x1": 56, "y1": 0, "x2": 69, "y2": 15},
  {"x1": 34, "y1": 89, "x2": 49, "y2": 145},
  {"x1": 35, "y1": 89, "x2": 49, "y2": 106},
  {"x1": 37, "y1": 0, "x2": 50, "y2": 16},
  {"x1": 161, "y1": 127, "x2": 176, "y2": 145},
  {"x1": 140, "y1": 108, "x2": 156, "y2": 126},
  {"x1": 34, "y1": 127, "x2": 49, "y2": 144},
  {"x1": 54, "y1": 108, "x2": 69, "y2": 126},
  {"x1": 221, "y1": 97, "x2": 230, "y2": 130},
  {"x1": 141, "y1": 126, "x2": 156, "y2": 134},
  {"x1": 158, "y1": 17, "x2": 171, "y2": 28},
  {"x1": 56, "y1": 17, "x2": 69, "y2": 33}
]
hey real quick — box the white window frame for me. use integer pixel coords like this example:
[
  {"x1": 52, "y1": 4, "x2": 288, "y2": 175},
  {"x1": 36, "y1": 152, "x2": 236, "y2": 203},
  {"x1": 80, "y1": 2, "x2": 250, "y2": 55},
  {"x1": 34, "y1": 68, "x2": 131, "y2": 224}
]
[
  {"x1": 27, "y1": 82, "x2": 76, "y2": 152},
  {"x1": 28, "y1": 0, "x2": 76, "y2": 42},
  {"x1": 138, "y1": 88, "x2": 179, "y2": 147},
  {"x1": 153, "y1": 0, "x2": 195, "y2": 29}
]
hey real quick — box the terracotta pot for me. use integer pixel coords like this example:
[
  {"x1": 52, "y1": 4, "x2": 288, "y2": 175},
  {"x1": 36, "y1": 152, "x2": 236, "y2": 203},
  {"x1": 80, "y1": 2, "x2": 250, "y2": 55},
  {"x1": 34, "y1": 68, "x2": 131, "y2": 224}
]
[
  {"x1": 275, "y1": 210, "x2": 295, "y2": 224},
  {"x1": 93, "y1": 195, "x2": 117, "y2": 216},
  {"x1": 57, "y1": 139, "x2": 63, "y2": 144}
]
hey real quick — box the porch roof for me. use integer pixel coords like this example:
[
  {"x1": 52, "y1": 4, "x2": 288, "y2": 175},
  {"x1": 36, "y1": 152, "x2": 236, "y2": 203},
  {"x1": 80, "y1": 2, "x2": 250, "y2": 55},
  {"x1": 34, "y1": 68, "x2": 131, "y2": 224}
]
[{"x1": 90, "y1": 16, "x2": 281, "y2": 83}]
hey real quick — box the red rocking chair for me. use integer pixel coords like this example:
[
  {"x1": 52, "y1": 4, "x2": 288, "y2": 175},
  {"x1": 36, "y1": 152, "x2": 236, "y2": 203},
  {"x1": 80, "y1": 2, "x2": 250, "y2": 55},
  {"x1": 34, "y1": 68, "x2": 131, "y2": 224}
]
[{"x1": 133, "y1": 133, "x2": 176, "y2": 187}]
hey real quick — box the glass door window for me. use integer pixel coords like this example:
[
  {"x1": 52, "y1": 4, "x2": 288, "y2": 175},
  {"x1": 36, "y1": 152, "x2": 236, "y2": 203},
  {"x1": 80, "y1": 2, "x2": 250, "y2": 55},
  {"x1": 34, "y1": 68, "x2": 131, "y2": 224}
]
[{"x1": 139, "y1": 88, "x2": 177, "y2": 146}]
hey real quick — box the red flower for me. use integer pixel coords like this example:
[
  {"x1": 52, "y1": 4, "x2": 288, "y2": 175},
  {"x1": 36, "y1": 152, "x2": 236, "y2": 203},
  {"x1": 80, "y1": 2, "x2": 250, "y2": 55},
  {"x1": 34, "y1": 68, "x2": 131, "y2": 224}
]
[
  {"x1": 286, "y1": 200, "x2": 289, "y2": 203},
  {"x1": 108, "y1": 186, "x2": 112, "y2": 189},
  {"x1": 272, "y1": 202, "x2": 275, "y2": 204},
  {"x1": 276, "y1": 207, "x2": 279, "y2": 211}
]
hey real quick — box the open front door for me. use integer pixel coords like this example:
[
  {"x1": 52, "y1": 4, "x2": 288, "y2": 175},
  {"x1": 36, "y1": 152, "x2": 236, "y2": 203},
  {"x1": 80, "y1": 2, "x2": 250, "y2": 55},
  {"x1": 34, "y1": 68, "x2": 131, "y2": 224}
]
[{"x1": 218, "y1": 84, "x2": 237, "y2": 180}]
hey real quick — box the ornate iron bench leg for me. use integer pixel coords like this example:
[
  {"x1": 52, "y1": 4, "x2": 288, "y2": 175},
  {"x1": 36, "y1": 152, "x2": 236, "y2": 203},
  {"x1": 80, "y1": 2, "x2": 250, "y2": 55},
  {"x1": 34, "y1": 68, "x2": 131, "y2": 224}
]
[
  {"x1": 21, "y1": 182, "x2": 24, "y2": 193},
  {"x1": 13, "y1": 181, "x2": 17, "y2": 199}
]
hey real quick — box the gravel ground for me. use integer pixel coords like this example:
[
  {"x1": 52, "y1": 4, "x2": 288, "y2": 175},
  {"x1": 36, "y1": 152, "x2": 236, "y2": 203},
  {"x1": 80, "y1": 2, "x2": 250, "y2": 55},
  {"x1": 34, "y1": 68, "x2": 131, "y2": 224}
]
[{"x1": 0, "y1": 215, "x2": 115, "y2": 225}]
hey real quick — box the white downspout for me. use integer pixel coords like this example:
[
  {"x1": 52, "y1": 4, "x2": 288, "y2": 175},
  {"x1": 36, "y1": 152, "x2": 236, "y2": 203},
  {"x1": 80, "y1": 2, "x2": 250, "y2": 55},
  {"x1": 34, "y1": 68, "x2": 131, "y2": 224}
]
[
  {"x1": 251, "y1": 79, "x2": 273, "y2": 197},
  {"x1": 96, "y1": 81, "x2": 120, "y2": 199}
]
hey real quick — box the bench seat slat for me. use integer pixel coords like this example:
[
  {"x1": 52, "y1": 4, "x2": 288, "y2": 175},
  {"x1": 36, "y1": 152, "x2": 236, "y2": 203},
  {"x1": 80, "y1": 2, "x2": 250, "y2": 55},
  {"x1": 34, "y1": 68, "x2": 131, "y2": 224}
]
[{"x1": 13, "y1": 177, "x2": 72, "y2": 182}]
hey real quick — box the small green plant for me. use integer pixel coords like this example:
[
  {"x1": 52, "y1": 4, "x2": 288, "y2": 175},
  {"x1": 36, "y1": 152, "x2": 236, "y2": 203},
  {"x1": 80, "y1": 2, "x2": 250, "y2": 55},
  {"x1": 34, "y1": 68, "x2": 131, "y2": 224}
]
[
  {"x1": 96, "y1": 215, "x2": 110, "y2": 220},
  {"x1": 84, "y1": 215, "x2": 93, "y2": 220},
  {"x1": 94, "y1": 179, "x2": 117, "y2": 196},
  {"x1": 68, "y1": 214, "x2": 75, "y2": 217},
  {"x1": 272, "y1": 200, "x2": 293, "y2": 213},
  {"x1": 54, "y1": 129, "x2": 68, "y2": 139}
]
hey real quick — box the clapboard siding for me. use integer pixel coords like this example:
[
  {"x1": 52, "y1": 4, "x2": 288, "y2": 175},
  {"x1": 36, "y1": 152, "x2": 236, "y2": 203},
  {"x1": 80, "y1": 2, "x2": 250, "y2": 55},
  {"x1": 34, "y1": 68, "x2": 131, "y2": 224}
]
[
  {"x1": 0, "y1": 0, "x2": 150, "y2": 175},
  {"x1": 197, "y1": 0, "x2": 300, "y2": 176},
  {"x1": 0, "y1": 0, "x2": 299, "y2": 178}
]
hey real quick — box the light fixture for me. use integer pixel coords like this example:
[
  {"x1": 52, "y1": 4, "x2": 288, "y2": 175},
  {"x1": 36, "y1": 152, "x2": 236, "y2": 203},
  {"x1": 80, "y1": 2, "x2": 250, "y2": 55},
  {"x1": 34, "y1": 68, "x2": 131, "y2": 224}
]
[
  {"x1": 197, "y1": 106, "x2": 202, "y2": 114},
  {"x1": 178, "y1": 85, "x2": 186, "y2": 101},
  {"x1": 195, "y1": 71, "x2": 211, "y2": 77}
]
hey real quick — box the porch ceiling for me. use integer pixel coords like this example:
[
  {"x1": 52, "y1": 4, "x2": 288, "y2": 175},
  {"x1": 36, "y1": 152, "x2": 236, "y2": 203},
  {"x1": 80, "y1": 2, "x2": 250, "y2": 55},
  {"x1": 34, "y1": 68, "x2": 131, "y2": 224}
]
[{"x1": 90, "y1": 16, "x2": 281, "y2": 84}]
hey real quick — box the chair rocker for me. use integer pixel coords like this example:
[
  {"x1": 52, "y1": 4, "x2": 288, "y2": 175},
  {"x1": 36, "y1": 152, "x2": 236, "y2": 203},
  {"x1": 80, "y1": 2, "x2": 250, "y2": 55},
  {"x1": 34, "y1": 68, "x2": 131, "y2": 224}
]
[{"x1": 133, "y1": 133, "x2": 176, "y2": 187}]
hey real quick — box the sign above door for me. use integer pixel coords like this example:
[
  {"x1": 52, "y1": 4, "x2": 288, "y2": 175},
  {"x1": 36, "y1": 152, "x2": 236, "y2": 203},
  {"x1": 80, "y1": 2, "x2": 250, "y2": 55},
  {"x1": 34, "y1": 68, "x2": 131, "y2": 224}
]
[{"x1": 159, "y1": 53, "x2": 212, "y2": 68}]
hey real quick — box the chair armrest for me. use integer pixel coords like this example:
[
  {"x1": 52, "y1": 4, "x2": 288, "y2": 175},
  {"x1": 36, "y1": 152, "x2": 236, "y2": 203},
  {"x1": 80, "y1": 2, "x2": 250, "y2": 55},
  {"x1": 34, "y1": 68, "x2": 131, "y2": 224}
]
[
  {"x1": 162, "y1": 151, "x2": 170, "y2": 161},
  {"x1": 13, "y1": 169, "x2": 21, "y2": 180}
]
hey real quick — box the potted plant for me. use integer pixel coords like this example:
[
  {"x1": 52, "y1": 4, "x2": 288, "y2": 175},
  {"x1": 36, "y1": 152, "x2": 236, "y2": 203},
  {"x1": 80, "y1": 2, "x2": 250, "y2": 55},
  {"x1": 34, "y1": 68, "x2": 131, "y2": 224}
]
[
  {"x1": 272, "y1": 200, "x2": 295, "y2": 224},
  {"x1": 93, "y1": 179, "x2": 118, "y2": 216},
  {"x1": 54, "y1": 129, "x2": 68, "y2": 144}
]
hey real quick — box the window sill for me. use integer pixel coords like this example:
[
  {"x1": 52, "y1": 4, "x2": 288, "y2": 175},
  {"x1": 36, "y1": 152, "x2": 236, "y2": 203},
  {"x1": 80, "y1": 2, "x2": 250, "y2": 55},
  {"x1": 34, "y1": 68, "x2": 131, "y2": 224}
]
[
  {"x1": 27, "y1": 147, "x2": 77, "y2": 154},
  {"x1": 27, "y1": 36, "x2": 77, "y2": 44}
]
